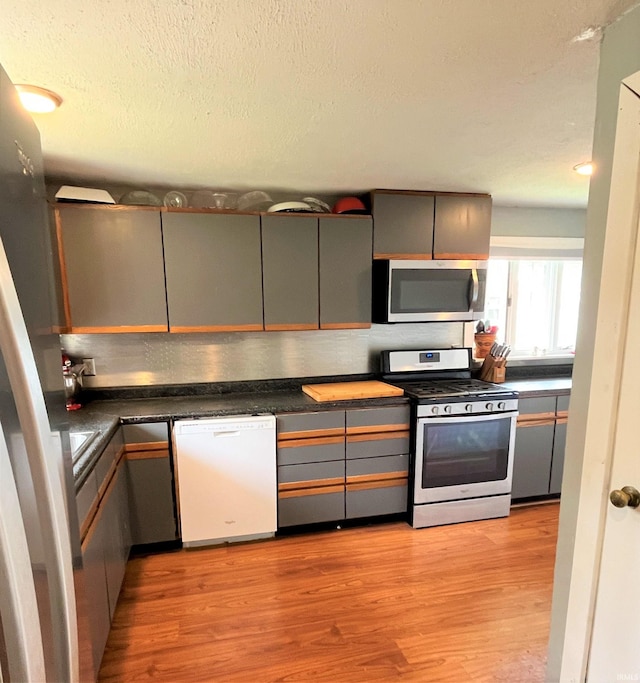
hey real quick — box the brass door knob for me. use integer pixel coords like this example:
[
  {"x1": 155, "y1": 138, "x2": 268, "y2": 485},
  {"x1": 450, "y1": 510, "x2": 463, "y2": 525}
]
[{"x1": 609, "y1": 486, "x2": 640, "y2": 509}]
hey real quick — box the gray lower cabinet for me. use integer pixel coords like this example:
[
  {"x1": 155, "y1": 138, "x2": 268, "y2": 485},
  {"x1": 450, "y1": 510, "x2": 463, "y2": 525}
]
[
  {"x1": 161, "y1": 211, "x2": 263, "y2": 332},
  {"x1": 276, "y1": 405, "x2": 410, "y2": 526},
  {"x1": 511, "y1": 422, "x2": 555, "y2": 499},
  {"x1": 549, "y1": 394, "x2": 570, "y2": 495},
  {"x1": 81, "y1": 506, "x2": 111, "y2": 676},
  {"x1": 123, "y1": 422, "x2": 177, "y2": 545},
  {"x1": 512, "y1": 394, "x2": 570, "y2": 500},
  {"x1": 345, "y1": 406, "x2": 410, "y2": 519},
  {"x1": 262, "y1": 215, "x2": 319, "y2": 330},
  {"x1": 319, "y1": 217, "x2": 372, "y2": 329},
  {"x1": 102, "y1": 463, "x2": 130, "y2": 618},
  {"x1": 277, "y1": 411, "x2": 346, "y2": 527},
  {"x1": 54, "y1": 205, "x2": 168, "y2": 332},
  {"x1": 78, "y1": 428, "x2": 129, "y2": 678}
]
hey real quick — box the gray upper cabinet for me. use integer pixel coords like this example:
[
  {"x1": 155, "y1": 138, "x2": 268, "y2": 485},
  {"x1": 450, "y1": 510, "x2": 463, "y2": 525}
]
[
  {"x1": 433, "y1": 195, "x2": 491, "y2": 260},
  {"x1": 371, "y1": 190, "x2": 491, "y2": 260},
  {"x1": 372, "y1": 192, "x2": 434, "y2": 259},
  {"x1": 262, "y1": 215, "x2": 319, "y2": 330},
  {"x1": 55, "y1": 205, "x2": 168, "y2": 332},
  {"x1": 162, "y1": 211, "x2": 263, "y2": 332},
  {"x1": 319, "y1": 217, "x2": 372, "y2": 329}
]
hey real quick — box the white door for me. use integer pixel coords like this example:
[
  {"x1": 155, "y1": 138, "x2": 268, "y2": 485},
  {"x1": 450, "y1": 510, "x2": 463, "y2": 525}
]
[
  {"x1": 548, "y1": 72, "x2": 640, "y2": 681},
  {"x1": 585, "y1": 81, "x2": 640, "y2": 678}
]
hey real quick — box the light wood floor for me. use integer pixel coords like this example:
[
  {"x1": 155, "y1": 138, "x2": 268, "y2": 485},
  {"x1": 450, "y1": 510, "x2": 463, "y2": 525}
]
[{"x1": 99, "y1": 503, "x2": 559, "y2": 682}]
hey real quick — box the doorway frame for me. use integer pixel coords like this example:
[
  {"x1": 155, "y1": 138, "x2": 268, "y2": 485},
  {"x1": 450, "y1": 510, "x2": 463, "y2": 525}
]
[{"x1": 547, "y1": 71, "x2": 640, "y2": 681}]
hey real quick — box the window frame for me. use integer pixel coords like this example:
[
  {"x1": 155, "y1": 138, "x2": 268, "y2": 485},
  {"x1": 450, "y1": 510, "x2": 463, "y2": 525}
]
[{"x1": 487, "y1": 237, "x2": 584, "y2": 359}]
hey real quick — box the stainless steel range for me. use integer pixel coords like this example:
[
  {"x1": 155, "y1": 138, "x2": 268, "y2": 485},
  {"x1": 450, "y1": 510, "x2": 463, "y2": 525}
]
[{"x1": 382, "y1": 348, "x2": 519, "y2": 528}]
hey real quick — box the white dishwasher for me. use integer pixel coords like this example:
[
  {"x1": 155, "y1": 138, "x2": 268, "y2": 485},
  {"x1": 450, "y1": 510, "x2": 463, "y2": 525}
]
[{"x1": 173, "y1": 414, "x2": 277, "y2": 547}]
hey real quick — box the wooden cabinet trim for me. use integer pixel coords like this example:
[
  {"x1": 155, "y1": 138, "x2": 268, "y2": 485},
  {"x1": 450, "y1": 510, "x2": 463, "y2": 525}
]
[
  {"x1": 54, "y1": 210, "x2": 73, "y2": 329},
  {"x1": 123, "y1": 441, "x2": 169, "y2": 453},
  {"x1": 278, "y1": 477, "x2": 344, "y2": 492},
  {"x1": 265, "y1": 323, "x2": 318, "y2": 332},
  {"x1": 373, "y1": 253, "x2": 432, "y2": 260},
  {"x1": 346, "y1": 424, "x2": 410, "y2": 437},
  {"x1": 81, "y1": 458, "x2": 123, "y2": 548},
  {"x1": 277, "y1": 428, "x2": 344, "y2": 441},
  {"x1": 346, "y1": 477, "x2": 408, "y2": 492},
  {"x1": 69, "y1": 325, "x2": 167, "y2": 334},
  {"x1": 125, "y1": 448, "x2": 170, "y2": 461},
  {"x1": 346, "y1": 471, "x2": 408, "y2": 485},
  {"x1": 55, "y1": 204, "x2": 160, "y2": 213},
  {"x1": 556, "y1": 416, "x2": 569, "y2": 425},
  {"x1": 169, "y1": 324, "x2": 264, "y2": 333},
  {"x1": 372, "y1": 189, "x2": 490, "y2": 199},
  {"x1": 278, "y1": 484, "x2": 344, "y2": 499},
  {"x1": 346, "y1": 429, "x2": 410, "y2": 443},
  {"x1": 433, "y1": 252, "x2": 489, "y2": 260},
  {"x1": 517, "y1": 413, "x2": 556, "y2": 428},
  {"x1": 319, "y1": 322, "x2": 371, "y2": 330},
  {"x1": 556, "y1": 411, "x2": 569, "y2": 421},
  {"x1": 278, "y1": 435, "x2": 344, "y2": 449}
]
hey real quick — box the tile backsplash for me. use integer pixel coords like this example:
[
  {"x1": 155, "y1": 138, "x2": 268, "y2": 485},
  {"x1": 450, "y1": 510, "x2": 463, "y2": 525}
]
[{"x1": 61, "y1": 323, "x2": 463, "y2": 388}]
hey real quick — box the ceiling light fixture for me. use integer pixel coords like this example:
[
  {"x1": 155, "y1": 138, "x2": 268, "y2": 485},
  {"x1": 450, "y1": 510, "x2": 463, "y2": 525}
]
[
  {"x1": 15, "y1": 85, "x2": 62, "y2": 113},
  {"x1": 573, "y1": 162, "x2": 593, "y2": 176}
]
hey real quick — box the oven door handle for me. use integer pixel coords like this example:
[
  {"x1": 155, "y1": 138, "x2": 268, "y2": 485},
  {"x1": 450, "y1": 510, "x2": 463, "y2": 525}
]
[{"x1": 468, "y1": 268, "x2": 479, "y2": 311}]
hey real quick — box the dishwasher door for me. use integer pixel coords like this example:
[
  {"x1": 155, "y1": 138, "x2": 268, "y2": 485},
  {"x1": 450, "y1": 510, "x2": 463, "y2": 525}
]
[{"x1": 173, "y1": 415, "x2": 277, "y2": 547}]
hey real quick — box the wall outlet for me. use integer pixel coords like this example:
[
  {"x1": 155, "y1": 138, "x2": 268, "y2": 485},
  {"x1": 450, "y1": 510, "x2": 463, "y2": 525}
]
[{"x1": 82, "y1": 358, "x2": 96, "y2": 376}]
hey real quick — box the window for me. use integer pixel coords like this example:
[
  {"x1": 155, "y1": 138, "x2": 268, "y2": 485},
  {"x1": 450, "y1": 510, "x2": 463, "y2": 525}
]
[{"x1": 485, "y1": 258, "x2": 582, "y2": 357}]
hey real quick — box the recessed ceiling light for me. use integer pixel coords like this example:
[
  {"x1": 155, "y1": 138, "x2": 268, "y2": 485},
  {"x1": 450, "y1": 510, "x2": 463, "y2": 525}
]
[
  {"x1": 15, "y1": 85, "x2": 62, "y2": 113},
  {"x1": 573, "y1": 162, "x2": 593, "y2": 176}
]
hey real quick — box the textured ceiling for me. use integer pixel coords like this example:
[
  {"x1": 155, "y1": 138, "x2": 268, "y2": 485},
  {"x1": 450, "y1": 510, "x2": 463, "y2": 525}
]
[{"x1": 2, "y1": 0, "x2": 639, "y2": 207}]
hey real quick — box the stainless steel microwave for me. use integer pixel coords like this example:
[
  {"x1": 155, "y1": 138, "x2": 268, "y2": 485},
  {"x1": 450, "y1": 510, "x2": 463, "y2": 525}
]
[{"x1": 372, "y1": 259, "x2": 487, "y2": 323}]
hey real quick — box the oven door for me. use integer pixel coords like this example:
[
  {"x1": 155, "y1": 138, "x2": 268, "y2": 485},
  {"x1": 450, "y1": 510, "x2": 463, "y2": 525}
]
[{"x1": 414, "y1": 411, "x2": 517, "y2": 504}]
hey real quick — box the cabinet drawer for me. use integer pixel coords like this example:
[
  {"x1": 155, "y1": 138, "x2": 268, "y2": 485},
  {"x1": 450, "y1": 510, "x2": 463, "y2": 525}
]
[
  {"x1": 277, "y1": 437, "x2": 344, "y2": 466},
  {"x1": 556, "y1": 395, "x2": 570, "y2": 414},
  {"x1": 278, "y1": 460, "x2": 345, "y2": 486},
  {"x1": 278, "y1": 491, "x2": 345, "y2": 527},
  {"x1": 518, "y1": 396, "x2": 557, "y2": 417},
  {"x1": 346, "y1": 432, "x2": 410, "y2": 459},
  {"x1": 346, "y1": 454, "x2": 409, "y2": 480},
  {"x1": 346, "y1": 406, "x2": 410, "y2": 433},
  {"x1": 94, "y1": 441, "x2": 118, "y2": 492},
  {"x1": 122, "y1": 422, "x2": 169, "y2": 444},
  {"x1": 346, "y1": 486, "x2": 408, "y2": 519},
  {"x1": 76, "y1": 469, "x2": 98, "y2": 531},
  {"x1": 277, "y1": 411, "x2": 345, "y2": 439}
]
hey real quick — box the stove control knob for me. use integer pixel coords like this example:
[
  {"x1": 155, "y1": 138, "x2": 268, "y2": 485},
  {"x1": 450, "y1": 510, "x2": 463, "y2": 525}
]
[
  {"x1": 465, "y1": 404, "x2": 473, "y2": 413},
  {"x1": 497, "y1": 401, "x2": 506, "y2": 410},
  {"x1": 486, "y1": 402, "x2": 494, "y2": 411},
  {"x1": 431, "y1": 406, "x2": 439, "y2": 415},
  {"x1": 444, "y1": 405, "x2": 452, "y2": 414}
]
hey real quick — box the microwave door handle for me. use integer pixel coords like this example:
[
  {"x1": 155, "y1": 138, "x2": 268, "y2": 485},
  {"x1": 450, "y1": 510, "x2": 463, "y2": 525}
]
[{"x1": 469, "y1": 268, "x2": 479, "y2": 311}]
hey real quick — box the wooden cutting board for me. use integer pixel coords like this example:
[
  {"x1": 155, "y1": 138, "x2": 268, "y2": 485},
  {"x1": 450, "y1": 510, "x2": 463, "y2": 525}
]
[{"x1": 301, "y1": 380, "x2": 404, "y2": 402}]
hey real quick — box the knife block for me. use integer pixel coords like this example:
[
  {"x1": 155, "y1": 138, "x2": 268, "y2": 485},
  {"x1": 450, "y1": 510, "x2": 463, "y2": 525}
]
[{"x1": 479, "y1": 355, "x2": 506, "y2": 383}]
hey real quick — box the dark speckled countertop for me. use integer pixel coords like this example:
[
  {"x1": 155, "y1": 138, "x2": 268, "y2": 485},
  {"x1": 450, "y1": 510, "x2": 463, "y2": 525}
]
[
  {"x1": 68, "y1": 381, "x2": 409, "y2": 487},
  {"x1": 68, "y1": 374, "x2": 571, "y2": 487},
  {"x1": 501, "y1": 377, "x2": 572, "y2": 397}
]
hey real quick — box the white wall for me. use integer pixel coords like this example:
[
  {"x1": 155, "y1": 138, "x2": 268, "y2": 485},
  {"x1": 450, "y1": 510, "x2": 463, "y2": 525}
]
[
  {"x1": 547, "y1": 5, "x2": 640, "y2": 680},
  {"x1": 491, "y1": 206, "x2": 585, "y2": 238}
]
